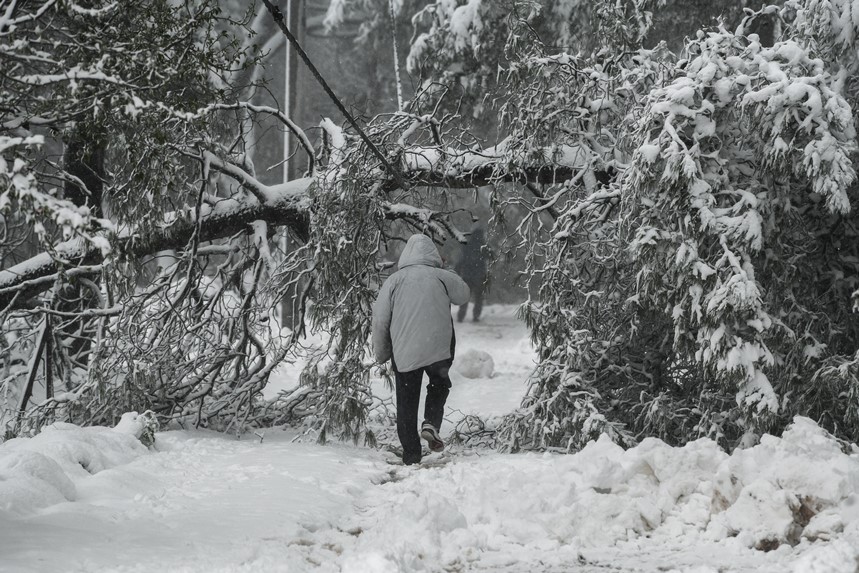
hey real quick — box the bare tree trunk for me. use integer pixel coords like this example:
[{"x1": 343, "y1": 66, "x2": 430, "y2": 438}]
[{"x1": 55, "y1": 123, "x2": 107, "y2": 373}]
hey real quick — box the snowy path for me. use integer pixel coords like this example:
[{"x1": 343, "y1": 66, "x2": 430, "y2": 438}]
[
  {"x1": 3, "y1": 307, "x2": 859, "y2": 572},
  {"x1": 0, "y1": 432, "x2": 385, "y2": 572},
  {"x1": 0, "y1": 432, "x2": 818, "y2": 572}
]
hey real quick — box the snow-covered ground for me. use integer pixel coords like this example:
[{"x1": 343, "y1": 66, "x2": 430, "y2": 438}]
[{"x1": 2, "y1": 306, "x2": 859, "y2": 572}]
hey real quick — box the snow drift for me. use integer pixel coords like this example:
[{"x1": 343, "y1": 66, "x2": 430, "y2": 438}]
[
  {"x1": 0, "y1": 413, "x2": 151, "y2": 516},
  {"x1": 3, "y1": 403, "x2": 859, "y2": 572},
  {"x1": 338, "y1": 416, "x2": 859, "y2": 571}
]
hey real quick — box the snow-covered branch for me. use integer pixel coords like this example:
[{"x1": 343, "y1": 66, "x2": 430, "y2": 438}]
[
  {"x1": 0, "y1": 138, "x2": 591, "y2": 311},
  {"x1": 0, "y1": 178, "x2": 313, "y2": 310}
]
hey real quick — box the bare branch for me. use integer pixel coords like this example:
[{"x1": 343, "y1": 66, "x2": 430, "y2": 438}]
[{"x1": 203, "y1": 102, "x2": 315, "y2": 175}]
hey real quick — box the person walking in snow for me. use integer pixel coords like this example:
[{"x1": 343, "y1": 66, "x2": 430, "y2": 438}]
[
  {"x1": 372, "y1": 234, "x2": 470, "y2": 465},
  {"x1": 455, "y1": 226, "x2": 489, "y2": 322}
]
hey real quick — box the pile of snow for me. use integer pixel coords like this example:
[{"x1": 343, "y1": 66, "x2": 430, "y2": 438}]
[
  {"x1": 0, "y1": 414, "x2": 151, "y2": 516},
  {"x1": 334, "y1": 417, "x2": 859, "y2": 570},
  {"x1": 453, "y1": 348, "x2": 495, "y2": 379}
]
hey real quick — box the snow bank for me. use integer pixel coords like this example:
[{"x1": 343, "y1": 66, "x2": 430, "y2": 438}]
[
  {"x1": 339, "y1": 417, "x2": 859, "y2": 570},
  {"x1": 453, "y1": 348, "x2": 495, "y2": 379},
  {"x1": 709, "y1": 418, "x2": 859, "y2": 549},
  {"x1": 0, "y1": 416, "x2": 150, "y2": 516}
]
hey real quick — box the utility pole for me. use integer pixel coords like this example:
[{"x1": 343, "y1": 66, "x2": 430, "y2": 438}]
[
  {"x1": 280, "y1": 0, "x2": 304, "y2": 330},
  {"x1": 282, "y1": 0, "x2": 303, "y2": 184}
]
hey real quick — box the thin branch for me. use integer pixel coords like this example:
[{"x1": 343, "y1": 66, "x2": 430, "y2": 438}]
[
  {"x1": 203, "y1": 102, "x2": 316, "y2": 175},
  {"x1": 525, "y1": 182, "x2": 560, "y2": 221}
]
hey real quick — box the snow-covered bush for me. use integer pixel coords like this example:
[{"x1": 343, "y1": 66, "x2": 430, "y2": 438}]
[{"x1": 113, "y1": 411, "x2": 160, "y2": 447}]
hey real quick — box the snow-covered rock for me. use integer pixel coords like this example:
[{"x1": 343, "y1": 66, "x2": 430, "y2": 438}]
[{"x1": 453, "y1": 348, "x2": 495, "y2": 379}]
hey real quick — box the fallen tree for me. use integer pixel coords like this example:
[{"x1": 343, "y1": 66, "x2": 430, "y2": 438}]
[
  {"x1": 3, "y1": 0, "x2": 607, "y2": 440},
  {"x1": 8, "y1": 0, "x2": 859, "y2": 455},
  {"x1": 0, "y1": 154, "x2": 584, "y2": 311}
]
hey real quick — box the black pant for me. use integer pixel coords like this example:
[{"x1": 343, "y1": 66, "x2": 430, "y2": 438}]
[
  {"x1": 457, "y1": 282, "x2": 484, "y2": 322},
  {"x1": 394, "y1": 358, "x2": 452, "y2": 464}
]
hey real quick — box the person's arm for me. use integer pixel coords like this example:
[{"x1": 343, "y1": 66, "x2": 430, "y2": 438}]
[
  {"x1": 439, "y1": 269, "x2": 470, "y2": 305},
  {"x1": 371, "y1": 279, "x2": 394, "y2": 363}
]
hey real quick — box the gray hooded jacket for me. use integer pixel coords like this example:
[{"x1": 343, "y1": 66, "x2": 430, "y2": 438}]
[{"x1": 372, "y1": 234, "x2": 470, "y2": 372}]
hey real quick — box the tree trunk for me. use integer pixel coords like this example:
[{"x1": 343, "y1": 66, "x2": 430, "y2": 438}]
[{"x1": 63, "y1": 124, "x2": 106, "y2": 217}]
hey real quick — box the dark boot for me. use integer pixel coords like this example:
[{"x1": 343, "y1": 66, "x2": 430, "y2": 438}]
[{"x1": 420, "y1": 422, "x2": 444, "y2": 452}]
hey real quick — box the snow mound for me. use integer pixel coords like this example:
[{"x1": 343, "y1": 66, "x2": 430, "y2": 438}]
[
  {"x1": 0, "y1": 417, "x2": 150, "y2": 516},
  {"x1": 709, "y1": 417, "x2": 859, "y2": 549},
  {"x1": 338, "y1": 417, "x2": 859, "y2": 570},
  {"x1": 453, "y1": 348, "x2": 494, "y2": 379}
]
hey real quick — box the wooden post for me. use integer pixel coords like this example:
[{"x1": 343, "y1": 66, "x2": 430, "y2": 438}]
[
  {"x1": 44, "y1": 316, "x2": 53, "y2": 400},
  {"x1": 18, "y1": 317, "x2": 50, "y2": 414}
]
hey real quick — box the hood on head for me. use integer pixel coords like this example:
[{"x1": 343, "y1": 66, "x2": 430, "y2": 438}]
[{"x1": 398, "y1": 234, "x2": 442, "y2": 269}]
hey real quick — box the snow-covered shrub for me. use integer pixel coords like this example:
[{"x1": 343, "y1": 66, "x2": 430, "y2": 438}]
[{"x1": 113, "y1": 411, "x2": 159, "y2": 447}]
